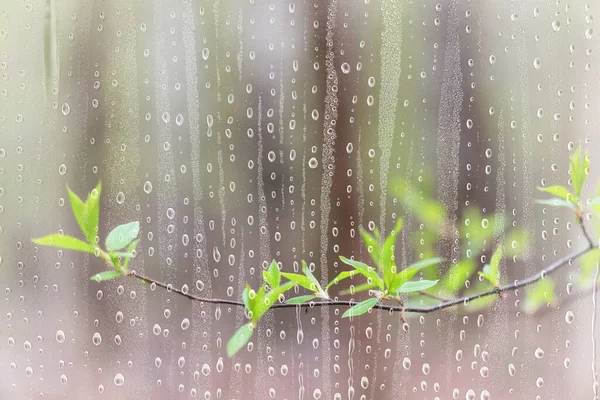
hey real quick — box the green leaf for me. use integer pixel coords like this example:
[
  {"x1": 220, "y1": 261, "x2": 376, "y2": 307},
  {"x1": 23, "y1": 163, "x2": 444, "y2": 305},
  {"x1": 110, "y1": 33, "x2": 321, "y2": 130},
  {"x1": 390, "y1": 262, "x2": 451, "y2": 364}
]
[
  {"x1": 570, "y1": 145, "x2": 589, "y2": 198},
  {"x1": 490, "y1": 246, "x2": 502, "y2": 272},
  {"x1": 286, "y1": 295, "x2": 316, "y2": 304},
  {"x1": 579, "y1": 248, "x2": 600, "y2": 283},
  {"x1": 392, "y1": 178, "x2": 446, "y2": 228},
  {"x1": 534, "y1": 198, "x2": 575, "y2": 209},
  {"x1": 342, "y1": 297, "x2": 379, "y2": 318},
  {"x1": 524, "y1": 279, "x2": 555, "y2": 313},
  {"x1": 339, "y1": 282, "x2": 378, "y2": 295},
  {"x1": 339, "y1": 256, "x2": 384, "y2": 289},
  {"x1": 301, "y1": 261, "x2": 326, "y2": 296},
  {"x1": 247, "y1": 285, "x2": 264, "y2": 322},
  {"x1": 503, "y1": 229, "x2": 530, "y2": 258},
  {"x1": 397, "y1": 279, "x2": 439, "y2": 293},
  {"x1": 326, "y1": 270, "x2": 357, "y2": 290},
  {"x1": 105, "y1": 221, "x2": 140, "y2": 251},
  {"x1": 263, "y1": 260, "x2": 281, "y2": 288},
  {"x1": 301, "y1": 261, "x2": 318, "y2": 287},
  {"x1": 84, "y1": 181, "x2": 102, "y2": 243},
  {"x1": 32, "y1": 234, "x2": 97, "y2": 254},
  {"x1": 441, "y1": 259, "x2": 476, "y2": 294},
  {"x1": 280, "y1": 272, "x2": 314, "y2": 291},
  {"x1": 109, "y1": 254, "x2": 122, "y2": 272},
  {"x1": 380, "y1": 218, "x2": 403, "y2": 290},
  {"x1": 479, "y1": 246, "x2": 503, "y2": 285},
  {"x1": 390, "y1": 257, "x2": 444, "y2": 292},
  {"x1": 227, "y1": 323, "x2": 254, "y2": 357},
  {"x1": 360, "y1": 228, "x2": 381, "y2": 268},
  {"x1": 252, "y1": 281, "x2": 296, "y2": 324},
  {"x1": 90, "y1": 270, "x2": 121, "y2": 282},
  {"x1": 122, "y1": 239, "x2": 139, "y2": 271},
  {"x1": 536, "y1": 185, "x2": 577, "y2": 202},
  {"x1": 67, "y1": 186, "x2": 87, "y2": 238},
  {"x1": 266, "y1": 281, "x2": 296, "y2": 308},
  {"x1": 242, "y1": 285, "x2": 251, "y2": 311},
  {"x1": 462, "y1": 292, "x2": 497, "y2": 312},
  {"x1": 110, "y1": 251, "x2": 135, "y2": 258},
  {"x1": 407, "y1": 257, "x2": 445, "y2": 271}
]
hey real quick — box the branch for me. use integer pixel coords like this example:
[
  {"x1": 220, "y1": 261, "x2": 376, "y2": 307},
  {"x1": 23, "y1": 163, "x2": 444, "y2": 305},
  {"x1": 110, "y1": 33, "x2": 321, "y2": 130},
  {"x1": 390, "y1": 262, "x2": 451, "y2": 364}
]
[{"x1": 127, "y1": 222, "x2": 595, "y2": 315}]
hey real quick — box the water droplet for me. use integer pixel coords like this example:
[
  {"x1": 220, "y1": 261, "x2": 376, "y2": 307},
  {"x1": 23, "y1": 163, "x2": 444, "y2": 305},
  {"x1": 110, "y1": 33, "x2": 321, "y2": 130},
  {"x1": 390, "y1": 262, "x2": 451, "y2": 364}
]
[
  {"x1": 56, "y1": 330, "x2": 65, "y2": 343},
  {"x1": 114, "y1": 373, "x2": 125, "y2": 386},
  {"x1": 536, "y1": 377, "x2": 544, "y2": 388},
  {"x1": 181, "y1": 318, "x2": 190, "y2": 330},
  {"x1": 340, "y1": 62, "x2": 350, "y2": 74},
  {"x1": 565, "y1": 310, "x2": 574, "y2": 324},
  {"x1": 92, "y1": 332, "x2": 102, "y2": 346}
]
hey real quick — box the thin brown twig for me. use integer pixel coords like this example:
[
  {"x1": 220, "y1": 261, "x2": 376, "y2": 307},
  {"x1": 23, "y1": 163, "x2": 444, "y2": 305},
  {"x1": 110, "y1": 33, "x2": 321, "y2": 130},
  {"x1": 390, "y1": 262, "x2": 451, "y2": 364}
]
[{"x1": 126, "y1": 223, "x2": 596, "y2": 314}]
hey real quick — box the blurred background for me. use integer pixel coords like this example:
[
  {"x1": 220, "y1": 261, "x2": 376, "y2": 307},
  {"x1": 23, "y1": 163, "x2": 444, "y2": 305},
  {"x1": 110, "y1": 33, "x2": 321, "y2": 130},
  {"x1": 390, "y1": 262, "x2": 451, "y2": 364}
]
[{"x1": 1, "y1": 0, "x2": 599, "y2": 399}]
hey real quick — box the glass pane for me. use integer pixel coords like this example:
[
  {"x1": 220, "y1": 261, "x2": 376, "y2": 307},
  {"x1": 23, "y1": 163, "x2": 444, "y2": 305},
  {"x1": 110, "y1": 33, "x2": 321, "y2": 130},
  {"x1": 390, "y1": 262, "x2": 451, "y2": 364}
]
[{"x1": 1, "y1": 1, "x2": 597, "y2": 398}]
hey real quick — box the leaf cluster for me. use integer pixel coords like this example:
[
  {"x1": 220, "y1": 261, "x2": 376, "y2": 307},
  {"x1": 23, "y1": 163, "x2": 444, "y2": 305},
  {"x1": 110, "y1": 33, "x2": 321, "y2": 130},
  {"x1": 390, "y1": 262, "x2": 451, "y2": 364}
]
[{"x1": 32, "y1": 182, "x2": 140, "y2": 281}]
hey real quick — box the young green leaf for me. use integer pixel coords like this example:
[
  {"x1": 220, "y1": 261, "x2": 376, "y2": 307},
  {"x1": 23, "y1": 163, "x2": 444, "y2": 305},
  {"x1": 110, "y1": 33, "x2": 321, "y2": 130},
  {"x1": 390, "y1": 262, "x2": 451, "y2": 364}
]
[
  {"x1": 524, "y1": 279, "x2": 555, "y2": 313},
  {"x1": 301, "y1": 261, "x2": 327, "y2": 297},
  {"x1": 251, "y1": 281, "x2": 295, "y2": 323},
  {"x1": 110, "y1": 251, "x2": 135, "y2": 258},
  {"x1": 360, "y1": 228, "x2": 381, "y2": 267},
  {"x1": 490, "y1": 246, "x2": 503, "y2": 276},
  {"x1": 90, "y1": 270, "x2": 121, "y2": 282},
  {"x1": 227, "y1": 323, "x2": 254, "y2": 357},
  {"x1": 67, "y1": 186, "x2": 88, "y2": 239},
  {"x1": 462, "y1": 289, "x2": 497, "y2": 312},
  {"x1": 390, "y1": 257, "x2": 444, "y2": 292},
  {"x1": 478, "y1": 269, "x2": 495, "y2": 285},
  {"x1": 286, "y1": 295, "x2": 316, "y2": 304},
  {"x1": 242, "y1": 285, "x2": 252, "y2": 311},
  {"x1": 266, "y1": 281, "x2": 296, "y2": 308},
  {"x1": 122, "y1": 239, "x2": 140, "y2": 271},
  {"x1": 84, "y1": 181, "x2": 102, "y2": 243},
  {"x1": 534, "y1": 199, "x2": 575, "y2": 209},
  {"x1": 479, "y1": 246, "x2": 503, "y2": 285},
  {"x1": 570, "y1": 145, "x2": 589, "y2": 197},
  {"x1": 536, "y1": 185, "x2": 576, "y2": 202},
  {"x1": 301, "y1": 261, "x2": 318, "y2": 287},
  {"x1": 380, "y1": 218, "x2": 403, "y2": 290},
  {"x1": 397, "y1": 279, "x2": 439, "y2": 293},
  {"x1": 109, "y1": 253, "x2": 123, "y2": 273},
  {"x1": 342, "y1": 297, "x2": 379, "y2": 318},
  {"x1": 32, "y1": 234, "x2": 97, "y2": 254},
  {"x1": 339, "y1": 256, "x2": 384, "y2": 289},
  {"x1": 339, "y1": 282, "x2": 377, "y2": 296},
  {"x1": 105, "y1": 221, "x2": 140, "y2": 251},
  {"x1": 440, "y1": 259, "x2": 476, "y2": 294},
  {"x1": 280, "y1": 272, "x2": 315, "y2": 291},
  {"x1": 392, "y1": 177, "x2": 446, "y2": 228},
  {"x1": 263, "y1": 260, "x2": 281, "y2": 288},
  {"x1": 326, "y1": 270, "x2": 356, "y2": 290},
  {"x1": 579, "y1": 248, "x2": 600, "y2": 283},
  {"x1": 246, "y1": 285, "x2": 264, "y2": 322}
]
